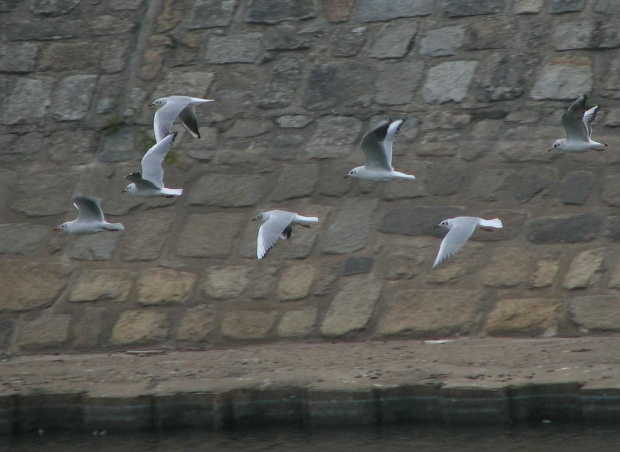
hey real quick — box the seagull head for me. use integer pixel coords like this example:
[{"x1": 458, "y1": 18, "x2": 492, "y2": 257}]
[
  {"x1": 55, "y1": 222, "x2": 70, "y2": 232},
  {"x1": 548, "y1": 139, "x2": 563, "y2": 152},
  {"x1": 123, "y1": 183, "x2": 138, "y2": 194},
  {"x1": 150, "y1": 97, "x2": 167, "y2": 107},
  {"x1": 434, "y1": 219, "x2": 452, "y2": 230},
  {"x1": 253, "y1": 212, "x2": 269, "y2": 223},
  {"x1": 344, "y1": 167, "x2": 361, "y2": 179}
]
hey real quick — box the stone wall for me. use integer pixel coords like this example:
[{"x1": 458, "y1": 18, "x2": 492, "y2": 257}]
[{"x1": 1, "y1": 0, "x2": 620, "y2": 352}]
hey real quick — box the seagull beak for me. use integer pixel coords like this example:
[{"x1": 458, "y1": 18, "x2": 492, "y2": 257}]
[
  {"x1": 433, "y1": 224, "x2": 440, "y2": 228},
  {"x1": 343, "y1": 175, "x2": 349, "y2": 179},
  {"x1": 54, "y1": 226, "x2": 61, "y2": 231},
  {"x1": 251, "y1": 218, "x2": 257, "y2": 221},
  {"x1": 121, "y1": 189, "x2": 126, "y2": 193}
]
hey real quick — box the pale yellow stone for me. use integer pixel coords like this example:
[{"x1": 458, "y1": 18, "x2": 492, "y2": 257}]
[
  {"x1": 513, "y1": 0, "x2": 544, "y2": 14},
  {"x1": 177, "y1": 305, "x2": 213, "y2": 342},
  {"x1": 277, "y1": 264, "x2": 316, "y2": 301},
  {"x1": 277, "y1": 307, "x2": 317, "y2": 338},
  {"x1": 138, "y1": 267, "x2": 197, "y2": 305},
  {"x1": 69, "y1": 269, "x2": 134, "y2": 302},
  {"x1": 563, "y1": 248, "x2": 606, "y2": 290},
  {"x1": 203, "y1": 266, "x2": 250, "y2": 299},
  {"x1": 482, "y1": 247, "x2": 530, "y2": 288},
  {"x1": 485, "y1": 299, "x2": 562, "y2": 335},
  {"x1": 111, "y1": 311, "x2": 169, "y2": 345},
  {"x1": 427, "y1": 243, "x2": 484, "y2": 284},
  {"x1": 530, "y1": 252, "x2": 561, "y2": 288},
  {"x1": 221, "y1": 311, "x2": 277, "y2": 340},
  {"x1": 16, "y1": 314, "x2": 71, "y2": 349}
]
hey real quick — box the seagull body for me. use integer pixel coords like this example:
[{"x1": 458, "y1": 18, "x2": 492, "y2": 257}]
[
  {"x1": 345, "y1": 118, "x2": 415, "y2": 181},
  {"x1": 253, "y1": 210, "x2": 319, "y2": 260},
  {"x1": 152, "y1": 95, "x2": 213, "y2": 142},
  {"x1": 550, "y1": 95, "x2": 608, "y2": 153},
  {"x1": 124, "y1": 132, "x2": 182, "y2": 198},
  {"x1": 56, "y1": 195, "x2": 124, "y2": 234},
  {"x1": 432, "y1": 216, "x2": 503, "y2": 270}
]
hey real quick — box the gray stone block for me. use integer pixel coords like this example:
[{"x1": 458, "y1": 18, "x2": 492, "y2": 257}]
[
  {"x1": 1, "y1": 77, "x2": 54, "y2": 125},
  {"x1": 603, "y1": 173, "x2": 620, "y2": 207},
  {"x1": 98, "y1": 128, "x2": 138, "y2": 162},
  {"x1": 550, "y1": 0, "x2": 585, "y2": 13},
  {"x1": 468, "y1": 169, "x2": 517, "y2": 202},
  {"x1": 53, "y1": 75, "x2": 98, "y2": 121},
  {"x1": 90, "y1": 15, "x2": 135, "y2": 35},
  {"x1": 321, "y1": 198, "x2": 378, "y2": 254},
  {"x1": 205, "y1": 33, "x2": 262, "y2": 64},
  {"x1": 188, "y1": 0, "x2": 238, "y2": 29},
  {"x1": 307, "y1": 116, "x2": 362, "y2": 158},
  {"x1": 265, "y1": 26, "x2": 312, "y2": 50},
  {"x1": 595, "y1": 0, "x2": 620, "y2": 14},
  {"x1": 466, "y1": 19, "x2": 516, "y2": 50},
  {"x1": 343, "y1": 257, "x2": 374, "y2": 276},
  {"x1": 441, "y1": 0, "x2": 506, "y2": 17},
  {"x1": 476, "y1": 54, "x2": 530, "y2": 101},
  {"x1": 380, "y1": 206, "x2": 465, "y2": 237},
  {"x1": 0, "y1": 133, "x2": 42, "y2": 163},
  {"x1": 30, "y1": 0, "x2": 79, "y2": 15},
  {"x1": 525, "y1": 214, "x2": 603, "y2": 244},
  {"x1": 569, "y1": 296, "x2": 620, "y2": 331},
  {"x1": 530, "y1": 57, "x2": 592, "y2": 100},
  {"x1": 121, "y1": 211, "x2": 174, "y2": 261},
  {"x1": 0, "y1": 0, "x2": 19, "y2": 12},
  {"x1": 606, "y1": 216, "x2": 620, "y2": 241},
  {"x1": 245, "y1": 0, "x2": 317, "y2": 23},
  {"x1": 189, "y1": 174, "x2": 266, "y2": 207},
  {"x1": 513, "y1": 166, "x2": 558, "y2": 203},
  {"x1": 419, "y1": 26, "x2": 465, "y2": 57},
  {"x1": 177, "y1": 213, "x2": 245, "y2": 258},
  {"x1": 269, "y1": 163, "x2": 319, "y2": 202},
  {"x1": 0, "y1": 43, "x2": 38, "y2": 73},
  {"x1": 354, "y1": 0, "x2": 435, "y2": 22},
  {"x1": 428, "y1": 163, "x2": 464, "y2": 196},
  {"x1": 333, "y1": 26, "x2": 366, "y2": 57},
  {"x1": 14, "y1": 172, "x2": 76, "y2": 217},
  {"x1": 303, "y1": 61, "x2": 374, "y2": 110},
  {"x1": 69, "y1": 233, "x2": 121, "y2": 261},
  {"x1": 16, "y1": 315, "x2": 71, "y2": 349},
  {"x1": 40, "y1": 42, "x2": 99, "y2": 72},
  {"x1": 562, "y1": 171, "x2": 594, "y2": 205},
  {"x1": 48, "y1": 130, "x2": 96, "y2": 165},
  {"x1": 0, "y1": 224, "x2": 48, "y2": 255},
  {"x1": 370, "y1": 21, "x2": 417, "y2": 59},
  {"x1": 375, "y1": 60, "x2": 424, "y2": 105},
  {"x1": 5, "y1": 20, "x2": 82, "y2": 41},
  {"x1": 421, "y1": 61, "x2": 478, "y2": 104},
  {"x1": 259, "y1": 57, "x2": 303, "y2": 109},
  {"x1": 0, "y1": 320, "x2": 13, "y2": 349}
]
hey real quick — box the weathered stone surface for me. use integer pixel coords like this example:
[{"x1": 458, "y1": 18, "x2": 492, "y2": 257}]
[
  {"x1": 14, "y1": 172, "x2": 76, "y2": 217},
  {"x1": 245, "y1": 0, "x2": 316, "y2": 23},
  {"x1": 550, "y1": 0, "x2": 584, "y2": 13},
  {"x1": 1, "y1": 77, "x2": 54, "y2": 124},
  {"x1": 139, "y1": 49, "x2": 165, "y2": 81},
  {"x1": 203, "y1": 266, "x2": 250, "y2": 299},
  {"x1": 248, "y1": 265, "x2": 279, "y2": 299},
  {"x1": 530, "y1": 57, "x2": 592, "y2": 100},
  {"x1": 563, "y1": 248, "x2": 606, "y2": 290},
  {"x1": 101, "y1": 41, "x2": 128, "y2": 74},
  {"x1": 259, "y1": 58, "x2": 302, "y2": 109},
  {"x1": 427, "y1": 242, "x2": 483, "y2": 283},
  {"x1": 466, "y1": 18, "x2": 516, "y2": 50},
  {"x1": 343, "y1": 257, "x2": 374, "y2": 276},
  {"x1": 307, "y1": 116, "x2": 362, "y2": 158},
  {"x1": 69, "y1": 233, "x2": 121, "y2": 261},
  {"x1": 606, "y1": 216, "x2": 620, "y2": 241},
  {"x1": 53, "y1": 75, "x2": 98, "y2": 121},
  {"x1": 370, "y1": 21, "x2": 417, "y2": 59},
  {"x1": 375, "y1": 60, "x2": 425, "y2": 105},
  {"x1": 421, "y1": 61, "x2": 478, "y2": 104},
  {"x1": 419, "y1": 26, "x2": 465, "y2": 57},
  {"x1": 205, "y1": 33, "x2": 262, "y2": 64},
  {"x1": 49, "y1": 130, "x2": 96, "y2": 165},
  {"x1": 476, "y1": 54, "x2": 529, "y2": 101},
  {"x1": 497, "y1": 139, "x2": 563, "y2": 163},
  {"x1": 380, "y1": 206, "x2": 465, "y2": 236},
  {"x1": 0, "y1": 224, "x2": 48, "y2": 254},
  {"x1": 69, "y1": 269, "x2": 134, "y2": 302},
  {"x1": 530, "y1": 251, "x2": 561, "y2": 288},
  {"x1": 482, "y1": 247, "x2": 530, "y2": 288},
  {"x1": 153, "y1": 71, "x2": 214, "y2": 99},
  {"x1": 40, "y1": 43, "x2": 98, "y2": 72},
  {"x1": 265, "y1": 25, "x2": 312, "y2": 50},
  {"x1": 304, "y1": 61, "x2": 374, "y2": 110},
  {"x1": 381, "y1": 237, "x2": 429, "y2": 280},
  {"x1": 561, "y1": 171, "x2": 594, "y2": 205},
  {"x1": 486, "y1": 299, "x2": 562, "y2": 335},
  {"x1": 428, "y1": 162, "x2": 465, "y2": 196},
  {"x1": 320, "y1": 278, "x2": 382, "y2": 336},
  {"x1": 189, "y1": 0, "x2": 238, "y2": 29},
  {"x1": 333, "y1": 27, "x2": 367, "y2": 57},
  {"x1": 16, "y1": 315, "x2": 71, "y2": 349},
  {"x1": 269, "y1": 164, "x2": 318, "y2": 202},
  {"x1": 189, "y1": 174, "x2": 266, "y2": 207},
  {"x1": 109, "y1": 0, "x2": 143, "y2": 10},
  {"x1": 354, "y1": 0, "x2": 435, "y2": 22},
  {"x1": 177, "y1": 305, "x2": 214, "y2": 342},
  {"x1": 569, "y1": 296, "x2": 620, "y2": 331},
  {"x1": 121, "y1": 210, "x2": 174, "y2": 262},
  {"x1": 223, "y1": 119, "x2": 272, "y2": 138},
  {"x1": 98, "y1": 127, "x2": 137, "y2": 162},
  {"x1": 513, "y1": 0, "x2": 543, "y2": 13},
  {"x1": 73, "y1": 308, "x2": 106, "y2": 347},
  {"x1": 277, "y1": 307, "x2": 317, "y2": 338},
  {"x1": 322, "y1": 198, "x2": 378, "y2": 254},
  {"x1": 0, "y1": 0, "x2": 18, "y2": 11},
  {"x1": 603, "y1": 174, "x2": 620, "y2": 207},
  {"x1": 138, "y1": 268, "x2": 197, "y2": 305},
  {"x1": 595, "y1": 0, "x2": 620, "y2": 14},
  {"x1": 276, "y1": 115, "x2": 313, "y2": 128},
  {"x1": 513, "y1": 166, "x2": 558, "y2": 203},
  {"x1": 377, "y1": 290, "x2": 482, "y2": 336},
  {"x1": 111, "y1": 311, "x2": 169, "y2": 345},
  {"x1": 30, "y1": 0, "x2": 79, "y2": 15},
  {"x1": 221, "y1": 311, "x2": 276, "y2": 340},
  {"x1": 441, "y1": 0, "x2": 506, "y2": 17},
  {"x1": 277, "y1": 264, "x2": 315, "y2": 300},
  {"x1": 90, "y1": 15, "x2": 135, "y2": 35},
  {"x1": 0, "y1": 261, "x2": 70, "y2": 312},
  {"x1": 0, "y1": 43, "x2": 38, "y2": 73},
  {"x1": 5, "y1": 20, "x2": 82, "y2": 41},
  {"x1": 525, "y1": 214, "x2": 603, "y2": 244},
  {"x1": 468, "y1": 169, "x2": 516, "y2": 202}
]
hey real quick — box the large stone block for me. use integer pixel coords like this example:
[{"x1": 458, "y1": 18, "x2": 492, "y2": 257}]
[
  {"x1": 303, "y1": 61, "x2": 374, "y2": 110},
  {"x1": 14, "y1": 172, "x2": 76, "y2": 217},
  {"x1": 530, "y1": 251, "x2": 561, "y2": 288},
  {"x1": 428, "y1": 162, "x2": 464, "y2": 196},
  {"x1": 89, "y1": 15, "x2": 135, "y2": 35},
  {"x1": 525, "y1": 214, "x2": 603, "y2": 244},
  {"x1": 40, "y1": 43, "x2": 98, "y2": 72},
  {"x1": 203, "y1": 266, "x2": 250, "y2": 299},
  {"x1": 380, "y1": 206, "x2": 465, "y2": 236},
  {"x1": 381, "y1": 237, "x2": 429, "y2": 280},
  {"x1": 561, "y1": 171, "x2": 594, "y2": 205},
  {"x1": 245, "y1": 0, "x2": 317, "y2": 23},
  {"x1": 121, "y1": 210, "x2": 174, "y2": 261},
  {"x1": 111, "y1": 311, "x2": 170, "y2": 345},
  {"x1": 277, "y1": 307, "x2": 317, "y2": 338},
  {"x1": 375, "y1": 60, "x2": 425, "y2": 105},
  {"x1": 269, "y1": 163, "x2": 318, "y2": 202},
  {"x1": 530, "y1": 57, "x2": 592, "y2": 100},
  {"x1": 188, "y1": 0, "x2": 238, "y2": 29},
  {"x1": 98, "y1": 127, "x2": 138, "y2": 162},
  {"x1": 550, "y1": 0, "x2": 584, "y2": 13},
  {"x1": 0, "y1": 224, "x2": 48, "y2": 254},
  {"x1": 265, "y1": 25, "x2": 312, "y2": 50},
  {"x1": 30, "y1": 0, "x2": 79, "y2": 15},
  {"x1": 419, "y1": 26, "x2": 465, "y2": 57},
  {"x1": 603, "y1": 173, "x2": 620, "y2": 207},
  {"x1": 595, "y1": 0, "x2": 620, "y2": 14},
  {"x1": 69, "y1": 269, "x2": 134, "y2": 302},
  {"x1": 0, "y1": 43, "x2": 38, "y2": 73},
  {"x1": 485, "y1": 299, "x2": 562, "y2": 335},
  {"x1": 427, "y1": 242, "x2": 483, "y2": 283},
  {"x1": 189, "y1": 174, "x2": 266, "y2": 207},
  {"x1": 481, "y1": 247, "x2": 530, "y2": 288},
  {"x1": 224, "y1": 119, "x2": 273, "y2": 139},
  {"x1": 259, "y1": 57, "x2": 303, "y2": 109},
  {"x1": 177, "y1": 213, "x2": 245, "y2": 258},
  {"x1": 277, "y1": 264, "x2": 316, "y2": 300},
  {"x1": 321, "y1": 198, "x2": 378, "y2": 254},
  {"x1": 476, "y1": 54, "x2": 530, "y2": 101},
  {"x1": 468, "y1": 169, "x2": 516, "y2": 202},
  {"x1": 354, "y1": 0, "x2": 435, "y2": 22},
  {"x1": 563, "y1": 248, "x2": 606, "y2": 290},
  {"x1": 53, "y1": 75, "x2": 98, "y2": 121},
  {"x1": 1, "y1": 77, "x2": 54, "y2": 124},
  {"x1": 320, "y1": 278, "x2": 382, "y2": 336},
  {"x1": 569, "y1": 296, "x2": 620, "y2": 331},
  {"x1": 73, "y1": 308, "x2": 106, "y2": 347},
  {"x1": 307, "y1": 116, "x2": 362, "y2": 158},
  {"x1": 421, "y1": 61, "x2": 478, "y2": 104},
  {"x1": 205, "y1": 33, "x2": 262, "y2": 64},
  {"x1": 221, "y1": 311, "x2": 276, "y2": 339},
  {"x1": 16, "y1": 314, "x2": 71, "y2": 349},
  {"x1": 153, "y1": 71, "x2": 214, "y2": 100},
  {"x1": 0, "y1": 261, "x2": 70, "y2": 312},
  {"x1": 377, "y1": 290, "x2": 483, "y2": 336},
  {"x1": 606, "y1": 216, "x2": 620, "y2": 241},
  {"x1": 370, "y1": 21, "x2": 417, "y2": 59},
  {"x1": 5, "y1": 21, "x2": 82, "y2": 41},
  {"x1": 513, "y1": 0, "x2": 544, "y2": 13},
  {"x1": 49, "y1": 130, "x2": 97, "y2": 165},
  {"x1": 466, "y1": 18, "x2": 516, "y2": 50},
  {"x1": 441, "y1": 0, "x2": 506, "y2": 17},
  {"x1": 69, "y1": 233, "x2": 121, "y2": 261},
  {"x1": 138, "y1": 268, "x2": 197, "y2": 305},
  {"x1": 176, "y1": 305, "x2": 214, "y2": 342},
  {"x1": 333, "y1": 26, "x2": 367, "y2": 57},
  {"x1": 513, "y1": 166, "x2": 558, "y2": 203}
]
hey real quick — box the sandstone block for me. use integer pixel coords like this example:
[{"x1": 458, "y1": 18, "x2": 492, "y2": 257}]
[
  {"x1": 552, "y1": 20, "x2": 594, "y2": 50},
  {"x1": 0, "y1": 224, "x2": 48, "y2": 254},
  {"x1": 569, "y1": 296, "x2": 620, "y2": 331},
  {"x1": 381, "y1": 238, "x2": 429, "y2": 280},
  {"x1": 221, "y1": 311, "x2": 276, "y2": 339},
  {"x1": 375, "y1": 60, "x2": 425, "y2": 105},
  {"x1": 203, "y1": 266, "x2": 250, "y2": 299},
  {"x1": 530, "y1": 57, "x2": 592, "y2": 100},
  {"x1": 277, "y1": 307, "x2": 317, "y2": 338},
  {"x1": 245, "y1": 0, "x2": 316, "y2": 23},
  {"x1": 421, "y1": 61, "x2": 478, "y2": 104},
  {"x1": 561, "y1": 171, "x2": 594, "y2": 205},
  {"x1": 380, "y1": 206, "x2": 465, "y2": 237},
  {"x1": 111, "y1": 311, "x2": 169, "y2": 345},
  {"x1": 139, "y1": 49, "x2": 165, "y2": 81},
  {"x1": 153, "y1": 71, "x2": 214, "y2": 100},
  {"x1": 249, "y1": 265, "x2": 279, "y2": 299},
  {"x1": 321, "y1": 198, "x2": 378, "y2": 254},
  {"x1": 225, "y1": 119, "x2": 272, "y2": 138},
  {"x1": 138, "y1": 268, "x2": 197, "y2": 305},
  {"x1": 550, "y1": 0, "x2": 584, "y2": 13},
  {"x1": 427, "y1": 243, "x2": 483, "y2": 283},
  {"x1": 189, "y1": 0, "x2": 237, "y2": 28},
  {"x1": 189, "y1": 174, "x2": 266, "y2": 207},
  {"x1": 0, "y1": 43, "x2": 38, "y2": 73},
  {"x1": 121, "y1": 210, "x2": 174, "y2": 262},
  {"x1": 40, "y1": 43, "x2": 98, "y2": 72},
  {"x1": 69, "y1": 233, "x2": 121, "y2": 261},
  {"x1": 530, "y1": 251, "x2": 561, "y2": 288},
  {"x1": 370, "y1": 21, "x2": 417, "y2": 59},
  {"x1": 277, "y1": 264, "x2": 316, "y2": 300},
  {"x1": 419, "y1": 26, "x2": 465, "y2": 57},
  {"x1": 259, "y1": 57, "x2": 302, "y2": 109},
  {"x1": 377, "y1": 290, "x2": 482, "y2": 336},
  {"x1": 525, "y1": 214, "x2": 603, "y2": 244},
  {"x1": 333, "y1": 27, "x2": 367, "y2": 57},
  {"x1": 1, "y1": 77, "x2": 54, "y2": 124},
  {"x1": 325, "y1": 0, "x2": 354, "y2": 21},
  {"x1": 563, "y1": 248, "x2": 606, "y2": 290},
  {"x1": 303, "y1": 61, "x2": 374, "y2": 110},
  {"x1": 177, "y1": 213, "x2": 245, "y2": 258},
  {"x1": 205, "y1": 34, "x2": 262, "y2": 64},
  {"x1": 30, "y1": 0, "x2": 79, "y2": 15},
  {"x1": 16, "y1": 314, "x2": 71, "y2": 349},
  {"x1": 441, "y1": 0, "x2": 506, "y2": 17},
  {"x1": 513, "y1": 0, "x2": 543, "y2": 13},
  {"x1": 486, "y1": 299, "x2": 562, "y2": 335},
  {"x1": 0, "y1": 261, "x2": 69, "y2": 312},
  {"x1": 176, "y1": 305, "x2": 214, "y2": 342},
  {"x1": 354, "y1": 0, "x2": 435, "y2": 22},
  {"x1": 69, "y1": 269, "x2": 134, "y2": 302},
  {"x1": 320, "y1": 278, "x2": 382, "y2": 337},
  {"x1": 312, "y1": 259, "x2": 342, "y2": 296},
  {"x1": 269, "y1": 163, "x2": 318, "y2": 202},
  {"x1": 481, "y1": 247, "x2": 530, "y2": 288},
  {"x1": 53, "y1": 75, "x2": 98, "y2": 121},
  {"x1": 307, "y1": 116, "x2": 362, "y2": 158}
]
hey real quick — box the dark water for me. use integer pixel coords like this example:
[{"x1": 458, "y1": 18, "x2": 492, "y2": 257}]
[{"x1": 3, "y1": 424, "x2": 620, "y2": 451}]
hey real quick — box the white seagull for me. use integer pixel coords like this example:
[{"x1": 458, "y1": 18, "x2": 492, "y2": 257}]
[
  {"x1": 252, "y1": 210, "x2": 319, "y2": 259},
  {"x1": 55, "y1": 195, "x2": 124, "y2": 234},
  {"x1": 123, "y1": 132, "x2": 183, "y2": 198},
  {"x1": 432, "y1": 217, "x2": 503, "y2": 270},
  {"x1": 549, "y1": 94, "x2": 609, "y2": 153},
  {"x1": 152, "y1": 95, "x2": 213, "y2": 142},
  {"x1": 345, "y1": 118, "x2": 416, "y2": 181}
]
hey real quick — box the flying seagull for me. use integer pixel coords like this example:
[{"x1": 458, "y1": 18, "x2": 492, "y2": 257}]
[
  {"x1": 152, "y1": 95, "x2": 213, "y2": 142},
  {"x1": 123, "y1": 132, "x2": 183, "y2": 198},
  {"x1": 55, "y1": 195, "x2": 124, "y2": 234},
  {"x1": 549, "y1": 94, "x2": 608, "y2": 153},
  {"x1": 345, "y1": 118, "x2": 416, "y2": 181},
  {"x1": 252, "y1": 210, "x2": 319, "y2": 259},
  {"x1": 432, "y1": 217, "x2": 503, "y2": 269}
]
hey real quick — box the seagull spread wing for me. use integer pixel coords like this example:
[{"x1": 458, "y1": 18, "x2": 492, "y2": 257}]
[
  {"x1": 561, "y1": 95, "x2": 589, "y2": 142},
  {"x1": 257, "y1": 211, "x2": 296, "y2": 259},
  {"x1": 432, "y1": 218, "x2": 478, "y2": 269},
  {"x1": 360, "y1": 119, "x2": 401, "y2": 171},
  {"x1": 583, "y1": 106, "x2": 599, "y2": 139},
  {"x1": 72, "y1": 195, "x2": 104, "y2": 224},
  {"x1": 153, "y1": 97, "x2": 191, "y2": 142},
  {"x1": 140, "y1": 132, "x2": 177, "y2": 188},
  {"x1": 178, "y1": 106, "x2": 201, "y2": 139}
]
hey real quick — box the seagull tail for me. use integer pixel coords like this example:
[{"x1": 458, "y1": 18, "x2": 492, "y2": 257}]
[
  {"x1": 295, "y1": 215, "x2": 319, "y2": 224},
  {"x1": 479, "y1": 218, "x2": 503, "y2": 229},
  {"x1": 104, "y1": 223, "x2": 125, "y2": 232},
  {"x1": 161, "y1": 188, "x2": 183, "y2": 197}
]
